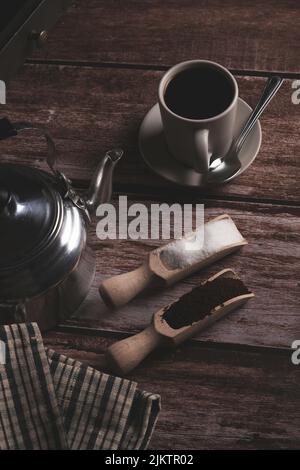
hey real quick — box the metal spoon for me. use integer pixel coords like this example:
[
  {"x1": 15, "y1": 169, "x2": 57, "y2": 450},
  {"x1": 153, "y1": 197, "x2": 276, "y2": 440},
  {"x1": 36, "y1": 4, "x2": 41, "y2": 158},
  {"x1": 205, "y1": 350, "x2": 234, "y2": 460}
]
[{"x1": 209, "y1": 76, "x2": 284, "y2": 177}]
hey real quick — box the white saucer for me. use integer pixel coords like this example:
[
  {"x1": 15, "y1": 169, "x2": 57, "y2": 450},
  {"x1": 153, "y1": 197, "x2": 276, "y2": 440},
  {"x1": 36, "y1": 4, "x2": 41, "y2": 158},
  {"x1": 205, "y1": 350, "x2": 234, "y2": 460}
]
[{"x1": 139, "y1": 98, "x2": 262, "y2": 187}]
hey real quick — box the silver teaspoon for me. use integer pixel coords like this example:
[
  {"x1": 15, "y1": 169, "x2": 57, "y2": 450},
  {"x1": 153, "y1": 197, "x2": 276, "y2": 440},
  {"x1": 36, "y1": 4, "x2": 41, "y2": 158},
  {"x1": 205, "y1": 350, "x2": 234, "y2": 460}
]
[{"x1": 209, "y1": 76, "x2": 284, "y2": 177}]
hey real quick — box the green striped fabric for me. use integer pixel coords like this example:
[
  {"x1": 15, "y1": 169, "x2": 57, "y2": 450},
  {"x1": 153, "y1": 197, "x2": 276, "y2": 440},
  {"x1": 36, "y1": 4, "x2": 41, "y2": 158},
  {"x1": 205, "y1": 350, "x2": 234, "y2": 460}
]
[{"x1": 0, "y1": 323, "x2": 161, "y2": 450}]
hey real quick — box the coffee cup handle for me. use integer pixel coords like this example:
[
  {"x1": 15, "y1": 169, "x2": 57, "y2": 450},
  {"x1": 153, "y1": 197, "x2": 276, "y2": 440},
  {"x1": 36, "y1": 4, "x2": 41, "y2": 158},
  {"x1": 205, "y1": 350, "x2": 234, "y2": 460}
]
[{"x1": 193, "y1": 129, "x2": 210, "y2": 173}]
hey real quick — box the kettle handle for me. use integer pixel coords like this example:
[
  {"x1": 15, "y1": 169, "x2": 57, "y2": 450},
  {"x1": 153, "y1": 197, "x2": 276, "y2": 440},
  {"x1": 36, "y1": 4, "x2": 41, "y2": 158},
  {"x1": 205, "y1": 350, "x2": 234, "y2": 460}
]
[{"x1": 0, "y1": 117, "x2": 57, "y2": 175}]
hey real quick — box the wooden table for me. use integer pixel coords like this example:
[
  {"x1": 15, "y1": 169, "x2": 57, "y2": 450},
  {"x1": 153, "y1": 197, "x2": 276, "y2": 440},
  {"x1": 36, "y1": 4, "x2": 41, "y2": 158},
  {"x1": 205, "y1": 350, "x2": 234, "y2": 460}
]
[{"x1": 2, "y1": 0, "x2": 300, "y2": 449}]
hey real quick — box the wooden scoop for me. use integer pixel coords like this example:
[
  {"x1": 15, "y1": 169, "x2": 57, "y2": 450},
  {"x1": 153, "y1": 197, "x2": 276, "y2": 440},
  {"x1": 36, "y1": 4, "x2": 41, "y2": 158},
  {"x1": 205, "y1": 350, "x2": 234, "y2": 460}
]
[
  {"x1": 106, "y1": 269, "x2": 254, "y2": 375},
  {"x1": 99, "y1": 214, "x2": 247, "y2": 309}
]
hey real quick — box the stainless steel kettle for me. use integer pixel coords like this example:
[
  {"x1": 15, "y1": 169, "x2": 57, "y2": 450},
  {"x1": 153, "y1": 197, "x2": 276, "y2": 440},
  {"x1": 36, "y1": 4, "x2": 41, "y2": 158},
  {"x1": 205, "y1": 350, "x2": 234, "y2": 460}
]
[{"x1": 0, "y1": 118, "x2": 123, "y2": 330}]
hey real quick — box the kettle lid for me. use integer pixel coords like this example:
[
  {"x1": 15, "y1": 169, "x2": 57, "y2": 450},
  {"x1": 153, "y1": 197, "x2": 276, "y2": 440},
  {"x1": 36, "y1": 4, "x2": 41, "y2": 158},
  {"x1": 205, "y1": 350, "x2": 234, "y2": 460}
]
[{"x1": 0, "y1": 164, "x2": 60, "y2": 268}]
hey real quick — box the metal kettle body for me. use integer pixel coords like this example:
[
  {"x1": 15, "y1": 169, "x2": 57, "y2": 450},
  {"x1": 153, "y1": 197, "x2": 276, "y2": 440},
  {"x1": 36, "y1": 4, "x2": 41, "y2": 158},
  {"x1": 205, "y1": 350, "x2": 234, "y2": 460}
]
[{"x1": 0, "y1": 118, "x2": 123, "y2": 330}]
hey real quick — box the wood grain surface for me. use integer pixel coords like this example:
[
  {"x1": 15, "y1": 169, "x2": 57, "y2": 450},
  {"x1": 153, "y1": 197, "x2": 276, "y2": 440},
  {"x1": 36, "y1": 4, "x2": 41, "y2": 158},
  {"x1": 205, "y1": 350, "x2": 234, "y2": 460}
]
[
  {"x1": 62, "y1": 197, "x2": 300, "y2": 349},
  {"x1": 44, "y1": 329, "x2": 300, "y2": 450},
  {"x1": 1, "y1": 0, "x2": 299, "y2": 450},
  {"x1": 29, "y1": 0, "x2": 300, "y2": 75},
  {"x1": 2, "y1": 65, "x2": 299, "y2": 202}
]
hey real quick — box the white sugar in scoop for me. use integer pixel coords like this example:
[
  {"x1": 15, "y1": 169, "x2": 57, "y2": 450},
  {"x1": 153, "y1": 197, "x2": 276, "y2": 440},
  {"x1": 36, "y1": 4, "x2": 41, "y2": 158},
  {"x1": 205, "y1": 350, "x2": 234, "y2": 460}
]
[
  {"x1": 99, "y1": 214, "x2": 247, "y2": 309},
  {"x1": 159, "y1": 216, "x2": 245, "y2": 270}
]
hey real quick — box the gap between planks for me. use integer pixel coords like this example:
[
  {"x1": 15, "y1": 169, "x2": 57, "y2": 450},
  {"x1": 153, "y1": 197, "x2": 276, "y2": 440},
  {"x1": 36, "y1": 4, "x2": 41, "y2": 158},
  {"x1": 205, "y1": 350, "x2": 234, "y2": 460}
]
[
  {"x1": 107, "y1": 185, "x2": 300, "y2": 209},
  {"x1": 55, "y1": 324, "x2": 292, "y2": 357},
  {"x1": 26, "y1": 58, "x2": 300, "y2": 80},
  {"x1": 68, "y1": 178, "x2": 300, "y2": 208}
]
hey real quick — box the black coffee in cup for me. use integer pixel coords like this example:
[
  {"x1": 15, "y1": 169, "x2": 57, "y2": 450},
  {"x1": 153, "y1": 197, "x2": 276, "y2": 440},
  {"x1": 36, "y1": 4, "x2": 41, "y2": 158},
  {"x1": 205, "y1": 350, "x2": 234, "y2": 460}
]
[
  {"x1": 164, "y1": 66, "x2": 235, "y2": 120},
  {"x1": 159, "y1": 60, "x2": 238, "y2": 173}
]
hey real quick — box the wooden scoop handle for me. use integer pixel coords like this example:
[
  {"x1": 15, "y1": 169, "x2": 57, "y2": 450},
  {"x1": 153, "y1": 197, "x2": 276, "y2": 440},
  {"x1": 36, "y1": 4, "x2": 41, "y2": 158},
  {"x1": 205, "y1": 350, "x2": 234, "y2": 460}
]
[
  {"x1": 99, "y1": 262, "x2": 154, "y2": 309},
  {"x1": 106, "y1": 324, "x2": 163, "y2": 375}
]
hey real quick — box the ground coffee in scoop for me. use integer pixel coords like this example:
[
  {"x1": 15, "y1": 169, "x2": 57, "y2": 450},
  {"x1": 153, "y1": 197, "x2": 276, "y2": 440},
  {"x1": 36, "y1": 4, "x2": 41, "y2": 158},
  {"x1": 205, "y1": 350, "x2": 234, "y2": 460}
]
[{"x1": 162, "y1": 272, "x2": 250, "y2": 329}]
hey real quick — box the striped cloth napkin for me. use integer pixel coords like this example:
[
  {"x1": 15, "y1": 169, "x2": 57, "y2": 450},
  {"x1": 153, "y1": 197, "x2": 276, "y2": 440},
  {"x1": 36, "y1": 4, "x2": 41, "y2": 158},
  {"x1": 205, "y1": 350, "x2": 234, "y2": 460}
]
[{"x1": 0, "y1": 323, "x2": 161, "y2": 450}]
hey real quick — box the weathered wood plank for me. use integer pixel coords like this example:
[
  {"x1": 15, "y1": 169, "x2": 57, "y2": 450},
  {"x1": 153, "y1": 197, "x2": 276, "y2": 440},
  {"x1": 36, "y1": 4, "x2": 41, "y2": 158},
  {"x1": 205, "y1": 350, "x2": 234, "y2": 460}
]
[
  {"x1": 2, "y1": 64, "x2": 299, "y2": 202},
  {"x1": 44, "y1": 329, "x2": 300, "y2": 450},
  {"x1": 30, "y1": 0, "x2": 300, "y2": 75},
  {"x1": 62, "y1": 198, "x2": 300, "y2": 350}
]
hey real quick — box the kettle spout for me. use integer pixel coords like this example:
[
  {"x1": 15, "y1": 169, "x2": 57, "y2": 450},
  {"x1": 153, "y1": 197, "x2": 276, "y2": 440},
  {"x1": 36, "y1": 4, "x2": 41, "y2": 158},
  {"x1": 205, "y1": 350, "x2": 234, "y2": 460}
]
[{"x1": 84, "y1": 148, "x2": 123, "y2": 216}]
